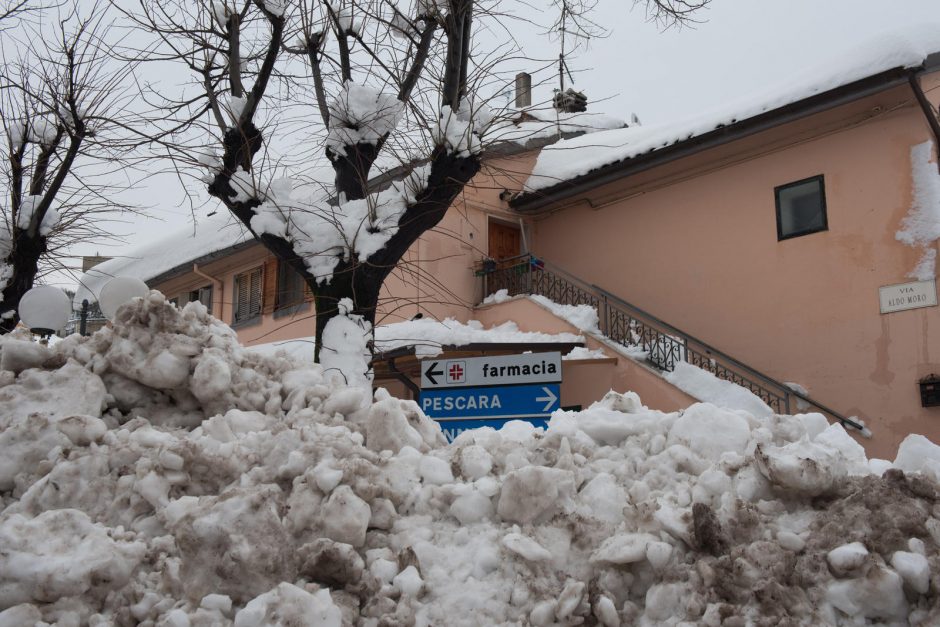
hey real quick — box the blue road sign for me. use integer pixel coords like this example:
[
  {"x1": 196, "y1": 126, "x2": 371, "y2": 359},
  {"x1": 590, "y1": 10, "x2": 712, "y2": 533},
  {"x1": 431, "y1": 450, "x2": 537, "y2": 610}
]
[
  {"x1": 420, "y1": 383, "x2": 560, "y2": 441},
  {"x1": 435, "y1": 417, "x2": 549, "y2": 443}
]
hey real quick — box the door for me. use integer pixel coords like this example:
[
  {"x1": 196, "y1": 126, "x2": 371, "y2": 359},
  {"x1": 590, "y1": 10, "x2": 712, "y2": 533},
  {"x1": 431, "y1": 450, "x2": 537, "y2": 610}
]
[
  {"x1": 486, "y1": 220, "x2": 524, "y2": 297},
  {"x1": 488, "y1": 220, "x2": 521, "y2": 261}
]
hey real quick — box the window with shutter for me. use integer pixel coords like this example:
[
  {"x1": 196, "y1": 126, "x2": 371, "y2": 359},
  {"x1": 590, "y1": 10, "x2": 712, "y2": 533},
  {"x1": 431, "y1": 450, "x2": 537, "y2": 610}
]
[{"x1": 233, "y1": 267, "x2": 263, "y2": 325}]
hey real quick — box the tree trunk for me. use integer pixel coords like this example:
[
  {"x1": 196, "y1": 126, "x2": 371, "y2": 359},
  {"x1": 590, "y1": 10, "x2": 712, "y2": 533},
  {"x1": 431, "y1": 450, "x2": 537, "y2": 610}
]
[{"x1": 0, "y1": 231, "x2": 47, "y2": 333}]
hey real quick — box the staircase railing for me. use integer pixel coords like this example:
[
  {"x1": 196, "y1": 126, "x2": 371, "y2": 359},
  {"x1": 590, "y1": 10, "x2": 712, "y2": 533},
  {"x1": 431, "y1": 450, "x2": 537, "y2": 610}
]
[{"x1": 480, "y1": 254, "x2": 864, "y2": 431}]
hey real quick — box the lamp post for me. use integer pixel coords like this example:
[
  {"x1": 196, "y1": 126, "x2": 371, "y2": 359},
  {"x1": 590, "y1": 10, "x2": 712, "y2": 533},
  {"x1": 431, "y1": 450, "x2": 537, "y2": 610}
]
[
  {"x1": 98, "y1": 277, "x2": 149, "y2": 320},
  {"x1": 17, "y1": 286, "x2": 72, "y2": 340}
]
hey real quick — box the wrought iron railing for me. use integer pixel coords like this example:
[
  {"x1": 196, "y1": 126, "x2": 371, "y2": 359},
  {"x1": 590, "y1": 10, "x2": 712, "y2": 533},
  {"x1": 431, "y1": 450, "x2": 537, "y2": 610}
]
[{"x1": 478, "y1": 254, "x2": 864, "y2": 431}]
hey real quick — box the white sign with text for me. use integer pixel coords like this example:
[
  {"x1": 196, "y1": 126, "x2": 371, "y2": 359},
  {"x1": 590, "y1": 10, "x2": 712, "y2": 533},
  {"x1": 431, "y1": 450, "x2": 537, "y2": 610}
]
[
  {"x1": 420, "y1": 352, "x2": 562, "y2": 389},
  {"x1": 879, "y1": 279, "x2": 937, "y2": 314}
]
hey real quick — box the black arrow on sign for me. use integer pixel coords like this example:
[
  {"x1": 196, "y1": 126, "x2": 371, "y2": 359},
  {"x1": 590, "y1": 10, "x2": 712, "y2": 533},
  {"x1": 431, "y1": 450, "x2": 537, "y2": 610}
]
[{"x1": 424, "y1": 361, "x2": 443, "y2": 385}]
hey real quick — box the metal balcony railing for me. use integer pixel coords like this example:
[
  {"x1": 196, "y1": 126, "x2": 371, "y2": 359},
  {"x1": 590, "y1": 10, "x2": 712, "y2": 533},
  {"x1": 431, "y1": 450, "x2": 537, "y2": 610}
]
[{"x1": 478, "y1": 254, "x2": 864, "y2": 431}]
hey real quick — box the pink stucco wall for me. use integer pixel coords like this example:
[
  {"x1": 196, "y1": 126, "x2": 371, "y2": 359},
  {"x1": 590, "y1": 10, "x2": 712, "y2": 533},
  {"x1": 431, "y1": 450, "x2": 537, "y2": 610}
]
[{"x1": 527, "y1": 81, "x2": 940, "y2": 458}]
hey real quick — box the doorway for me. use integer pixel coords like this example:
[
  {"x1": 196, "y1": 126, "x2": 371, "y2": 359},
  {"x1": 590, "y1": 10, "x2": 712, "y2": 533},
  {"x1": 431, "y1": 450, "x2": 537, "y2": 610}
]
[{"x1": 488, "y1": 219, "x2": 522, "y2": 261}]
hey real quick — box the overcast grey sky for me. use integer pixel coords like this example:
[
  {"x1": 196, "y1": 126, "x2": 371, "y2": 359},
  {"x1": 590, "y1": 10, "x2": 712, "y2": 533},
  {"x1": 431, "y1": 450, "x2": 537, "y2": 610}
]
[{"x1": 59, "y1": 0, "x2": 940, "y2": 287}]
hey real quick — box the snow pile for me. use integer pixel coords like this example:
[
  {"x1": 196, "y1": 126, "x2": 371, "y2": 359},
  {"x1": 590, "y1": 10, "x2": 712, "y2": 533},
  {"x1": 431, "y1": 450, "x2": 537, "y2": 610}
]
[
  {"x1": 3, "y1": 293, "x2": 940, "y2": 625},
  {"x1": 73, "y1": 212, "x2": 252, "y2": 308},
  {"x1": 665, "y1": 361, "x2": 774, "y2": 419},
  {"x1": 530, "y1": 294, "x2": 600, "y2": 332},
  {"x1": 898, "y1": 139, "x2": 940, "y2": 280},
  {"x1": 250, "y1": 316, "x2": 584, "y2": 361},
  {"x1": 525, "y1": 25, "x2": 940, "y2": 192}
]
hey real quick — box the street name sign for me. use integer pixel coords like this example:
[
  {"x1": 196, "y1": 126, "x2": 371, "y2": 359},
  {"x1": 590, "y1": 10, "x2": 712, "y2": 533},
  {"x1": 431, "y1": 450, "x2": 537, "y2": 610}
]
[
  {"x1": 879, "y1": 279, "x2": 937, "y2": 314},
  {"x1": 419, "y1": 352, "x2": 563, "y2": 441}
]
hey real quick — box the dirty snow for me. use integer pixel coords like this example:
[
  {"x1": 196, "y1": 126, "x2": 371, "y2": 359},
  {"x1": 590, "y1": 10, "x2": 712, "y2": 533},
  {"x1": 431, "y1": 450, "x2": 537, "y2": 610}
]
[{"x1": 2, "y1": 293, "x2": 940, "y2": 625}]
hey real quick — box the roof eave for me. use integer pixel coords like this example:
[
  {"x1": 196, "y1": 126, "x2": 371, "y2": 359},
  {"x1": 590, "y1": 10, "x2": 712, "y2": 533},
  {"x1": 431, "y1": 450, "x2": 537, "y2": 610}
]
[{"x1": 510, "y1": 65, "x2": 919, "y2": 214}]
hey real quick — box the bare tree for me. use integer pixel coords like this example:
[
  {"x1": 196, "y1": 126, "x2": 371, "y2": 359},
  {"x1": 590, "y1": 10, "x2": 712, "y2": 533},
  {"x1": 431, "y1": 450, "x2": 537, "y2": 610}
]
[
  {"x1": 123, "y1": 0, "x2": 704, "y2": 382},
  {"x1": 0, "y1": 2, "x2": 141, "y2": 331}
]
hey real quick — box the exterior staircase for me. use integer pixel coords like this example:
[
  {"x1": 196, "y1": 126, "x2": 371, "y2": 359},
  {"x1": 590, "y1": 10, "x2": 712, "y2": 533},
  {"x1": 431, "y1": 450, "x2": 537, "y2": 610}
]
[{"x1": 480, "y1": 254, "x2": 864, "y2": 432}]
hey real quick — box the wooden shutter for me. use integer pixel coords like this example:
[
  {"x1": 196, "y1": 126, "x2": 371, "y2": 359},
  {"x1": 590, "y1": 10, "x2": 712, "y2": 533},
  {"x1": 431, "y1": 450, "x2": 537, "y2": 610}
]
[
  {"x1": 262, "y1": 259, "x2": 278, "y2": 314},
  {"x1": 234, "y1": 272, "x2": 249, "y2": 322},
  {"x1": 248, "y1": 267, "x2": 263, "y2": 318}
]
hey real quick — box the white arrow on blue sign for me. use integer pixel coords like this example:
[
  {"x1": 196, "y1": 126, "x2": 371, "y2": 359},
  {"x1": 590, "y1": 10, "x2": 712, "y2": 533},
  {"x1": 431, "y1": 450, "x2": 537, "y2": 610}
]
[{"x1": 420, "y1": 383, "x2": 561, "y2": 421}]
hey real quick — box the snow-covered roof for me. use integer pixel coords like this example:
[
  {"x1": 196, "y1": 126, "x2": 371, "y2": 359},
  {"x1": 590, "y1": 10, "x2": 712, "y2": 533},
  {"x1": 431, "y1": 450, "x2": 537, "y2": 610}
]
[
  {"x1": 520, "y1": 26, "x2": 940, "y2": 196},
  {"x1": 74, "y1": 213, "x2": 253, "y2": 308},
  {"x1": 248, "y1": 316, "x2": 585, "y2": 361}
]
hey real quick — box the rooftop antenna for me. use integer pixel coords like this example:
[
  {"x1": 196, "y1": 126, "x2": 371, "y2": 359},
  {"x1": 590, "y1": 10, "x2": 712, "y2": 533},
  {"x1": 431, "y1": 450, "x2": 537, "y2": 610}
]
[{"x1": 552, "y1": 1, "x2": 594, "y2": 114}]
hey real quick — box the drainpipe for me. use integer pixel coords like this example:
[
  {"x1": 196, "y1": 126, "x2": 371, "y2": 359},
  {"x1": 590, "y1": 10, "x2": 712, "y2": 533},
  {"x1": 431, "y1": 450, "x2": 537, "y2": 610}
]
[
  {"x1": 908, "y1": 72, "x2": 940, "y2": 172},
  {"x1": 193, "y1": 263, "x2": 224, "y2": 318}
]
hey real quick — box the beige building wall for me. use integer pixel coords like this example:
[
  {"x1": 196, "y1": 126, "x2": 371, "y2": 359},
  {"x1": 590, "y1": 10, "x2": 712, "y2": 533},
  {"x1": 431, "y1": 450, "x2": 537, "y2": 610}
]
[{"x1": 527, "y1": 81, "x2": 940, "y2": 458}]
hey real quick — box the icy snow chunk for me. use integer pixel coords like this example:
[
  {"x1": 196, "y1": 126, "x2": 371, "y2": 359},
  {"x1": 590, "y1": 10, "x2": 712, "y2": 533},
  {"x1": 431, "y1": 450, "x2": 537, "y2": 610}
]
[
  {"x1": 777, "y1": 531, "x2": 805, "y2": 552},
  {"x1": 797, "y1": 412, "x2": 830, "y2": 440},
  {"x1": 827, "y1": 542, "x2": 869, "y2": 575},
  {"x1": 666, "y1": 403, "x2": 751, "y2": 462},
  {"x1": 590, "y1": 533, "x2": 659, "y2": 565},
  {"x1": 891, "y1": 550, "x2": 930, "y2": 594},
  {"x1": 594, "y1": 595, "x2": 619, "y2": 627},
  {"x1": 419, "y1": 455, "x2": 453, "y2": 485},
  {"x1": 555, "y1": 580, "x2": 585, "y2": 620},
  {"x1": 366, "y1": 397, "x2": 439, "y2": 453},
  {"x1": 755, "y1": 441, "x2": 847, "y2": 496},
  {"x1": 0, "y1": 359, "x2": 105, "y2": 423},
  {"x1": 191, "y1": 351, "x2": 232, "y2": 403},
  {"x1": 319, "y1": 485, "x2": 371, "y2": 547},
  {"x1": 595, "y1": 390, "x2": 644, "y2": 413},
  {"x1": 393, "y1": 565, "x2": 423, "y2": 596},
  {"x1": 827, "y1": 564, "x2": 908, "y2": 621},
  {"x1": 200, "y1": 594, "x2": 232, "y2": 613},
  {"x1": 312, "y1": 460, "x2": 344, "y2": 493},
  {"x1": 894, "y1": 434, "x2": 940, "y2": 481},
  {"x1": 0, "y1": 509, "x2": 145, "y2": 607},
  {"x1": 457, "y1": 444, "x2": 493, "y2": 479},
  {"x1": 0, "y1": 605, "x2": 42, "y2": 626},
  {"x1": 502, "y1": 532, "x2": 553, "y2": 561},
  {"x1": 234, "y1": 583, "x2": 342, "y2": 627},
  {"x1": 449, "y1": 490, "x2": 494, "y2": 524},
  {"x1": 0, "y1": 337, "x2": 51, "y2": 372},
  {"x1": 646, "y1": 541, "x2": 673, "y2": 570},
  {"x1": 577, "y1": 473, "x2": 627, "y2": 523},
  {"x1": 497, "y1": 466, "x2": 574, "y2": 524}
]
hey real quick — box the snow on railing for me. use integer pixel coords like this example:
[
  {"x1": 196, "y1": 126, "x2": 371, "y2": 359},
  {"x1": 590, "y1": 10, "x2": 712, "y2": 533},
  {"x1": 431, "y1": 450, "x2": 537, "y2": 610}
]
[{"x1": 477, "y1": 253, "x2": 866, "y2": 432}]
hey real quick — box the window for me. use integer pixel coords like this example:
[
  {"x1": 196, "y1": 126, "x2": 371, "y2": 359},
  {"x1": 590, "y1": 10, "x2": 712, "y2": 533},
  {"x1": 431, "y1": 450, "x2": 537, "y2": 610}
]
[
  {"x1": 233, "y1": 267, "x2": 263, "y2": 325},
  {"x1": 775, "y1": 175, "x2": 828, "y2": 240},
  {"x1": 275, "y1": 262, "x2": 306, "y2": 314},
  {"x1": 185, "y1": 285, "x2": 213, "y2": 310}
]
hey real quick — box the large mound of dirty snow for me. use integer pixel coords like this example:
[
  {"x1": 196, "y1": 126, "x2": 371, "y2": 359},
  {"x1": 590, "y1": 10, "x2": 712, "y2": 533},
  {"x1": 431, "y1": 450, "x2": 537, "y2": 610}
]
[{"x1": 2, "y1": 293, "x2": 940, "y2": 625}]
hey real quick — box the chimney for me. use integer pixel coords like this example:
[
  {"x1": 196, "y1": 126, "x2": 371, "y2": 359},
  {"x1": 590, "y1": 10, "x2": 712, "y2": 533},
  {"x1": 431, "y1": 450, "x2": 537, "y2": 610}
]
[{"x1": 514, "y1": 72, "x2": 531, "y2": 108}]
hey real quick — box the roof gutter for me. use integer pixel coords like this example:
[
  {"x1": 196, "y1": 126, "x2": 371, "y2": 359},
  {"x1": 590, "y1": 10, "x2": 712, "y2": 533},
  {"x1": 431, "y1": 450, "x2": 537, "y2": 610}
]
[
  {"x1": 908, "y1": 72, "x2": 940, "y2": 172},
  {"x1": 510, "y1": 66, "x2": 917, "y2": 214}
]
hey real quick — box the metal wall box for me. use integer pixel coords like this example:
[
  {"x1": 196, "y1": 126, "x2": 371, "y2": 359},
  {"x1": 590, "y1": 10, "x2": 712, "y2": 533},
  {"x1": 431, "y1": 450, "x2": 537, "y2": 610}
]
[{"x1": 920, "y1": 375, "x2": 940, "y2": 408}]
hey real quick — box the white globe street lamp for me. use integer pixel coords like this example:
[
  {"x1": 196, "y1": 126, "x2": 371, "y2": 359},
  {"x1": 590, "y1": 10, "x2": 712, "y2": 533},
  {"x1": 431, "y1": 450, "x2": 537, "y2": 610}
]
[
  {"x1": 98, "y1": 277, "x2": 150, "y2": 320},
  {"x1": 18, "y1": 285, "x2": 72, "y2": 337}
]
